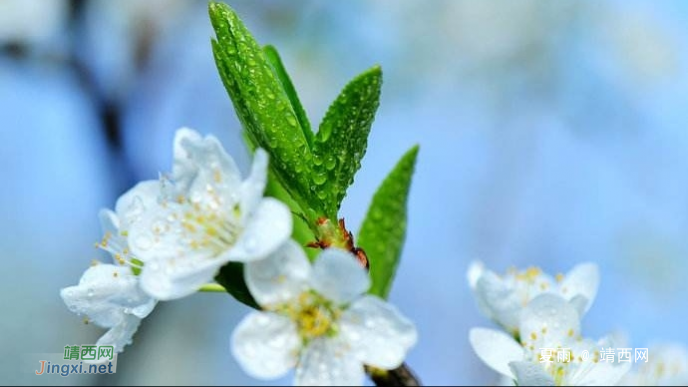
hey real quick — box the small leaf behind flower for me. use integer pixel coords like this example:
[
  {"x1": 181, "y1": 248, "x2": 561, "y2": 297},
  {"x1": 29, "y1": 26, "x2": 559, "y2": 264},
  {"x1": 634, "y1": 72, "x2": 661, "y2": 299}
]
[
  {"x1": 358, "y1": 146, "x2": 419, "y2": 299},
  {"x1": 215, "y1": 262, "x2": 260, "y2": 310}
]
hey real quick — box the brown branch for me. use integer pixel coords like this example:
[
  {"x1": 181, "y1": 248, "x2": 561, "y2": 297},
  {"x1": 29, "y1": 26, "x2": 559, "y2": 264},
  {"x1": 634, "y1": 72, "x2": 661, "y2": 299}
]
[{"x1": 367, "y1": 363, "x2": 422, "y2": 386}]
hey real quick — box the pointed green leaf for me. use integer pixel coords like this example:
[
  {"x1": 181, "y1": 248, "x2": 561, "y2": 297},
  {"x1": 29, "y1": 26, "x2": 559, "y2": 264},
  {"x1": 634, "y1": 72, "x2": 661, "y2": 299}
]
[
  {"x1": 215, "y1": 262, "x2": 260, "y2": 309},
  {"x1": 313, "y1": 66, "x2": 382, "y2": 218},
  {"x1": 357, "y1": 145, "x2": 419, "y2": 299},
  {"x1": 263, "y1": 45, "x2": 313, "y2": 147},
  {"x1": 209, "y1": 2, "x2": 320, "y2": 215}
]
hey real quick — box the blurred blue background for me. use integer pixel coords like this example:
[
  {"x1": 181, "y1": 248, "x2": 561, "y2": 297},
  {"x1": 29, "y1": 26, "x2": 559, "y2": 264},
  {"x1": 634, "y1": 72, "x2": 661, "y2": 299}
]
[{"x1": 2, "y1": 0, "x2": 688, "y2": 385}]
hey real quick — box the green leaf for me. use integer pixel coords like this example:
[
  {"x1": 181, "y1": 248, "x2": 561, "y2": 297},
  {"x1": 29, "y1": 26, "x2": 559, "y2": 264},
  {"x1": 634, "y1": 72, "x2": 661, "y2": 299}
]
[
  {"x1": 215, "y1": 262, "x2": 260, "y2": 309},
  {"x1": 313, "y1": 66, "x2": 382, "y2": 218},
  {"x1": 263, "y1": 45, "x2": 313, "y2": 148},
  {"x1": 209, "y1": 2, "x2": 319, "y2": 216},
  {"x1": 357, "y1": 145, "x2": 419, "y2": 299}
]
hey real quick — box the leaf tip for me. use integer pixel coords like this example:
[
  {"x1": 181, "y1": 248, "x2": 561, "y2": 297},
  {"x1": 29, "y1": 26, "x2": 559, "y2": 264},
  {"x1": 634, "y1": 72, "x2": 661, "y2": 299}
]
[
  {"x1": 208, "y1": 1, "x2": 240, "y2": 33},
  {"x1": 207, "y1": 1, "x2": 226, "y2": 21},
  {"x1": 401, "y1": 144, "x2": 420, "y2": 167}
]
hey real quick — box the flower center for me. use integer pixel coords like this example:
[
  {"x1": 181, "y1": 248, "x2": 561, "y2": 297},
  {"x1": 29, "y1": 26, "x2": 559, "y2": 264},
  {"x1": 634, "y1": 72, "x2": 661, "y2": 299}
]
[
  {"x1": 298, "y1": 305, "x2": 333, "y2": 338},
  {"x1": 515, "y1": 266, "x2": 542, "y2": 283},
  {"x1": 283, "y1": 291, "x2": 340, "y2": 342},
  {"x1": 173, "y1": 193, "x2": 242, "y2": 257},
  {"x1": 97, "y1": 231, "x2": 142, "y2": 274}
]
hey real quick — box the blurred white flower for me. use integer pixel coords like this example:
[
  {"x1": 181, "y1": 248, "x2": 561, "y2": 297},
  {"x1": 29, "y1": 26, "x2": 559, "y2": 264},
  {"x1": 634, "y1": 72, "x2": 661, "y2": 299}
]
[
  {"x1": 467, "y1": 261, "x2": 599, "y2": 335},
  {"x1": 79, "y1": 0, "x2": 193, "y2": 101},
  {"x1": 232, "y1": 241, "x2": 418, "y2": 386},
  {"x1": 470, "y1": 294, "x2": 629, "y2": 386},
  {"x1": 61, "y1": 182, "x2": 159, "y2": 354},
  {"x1": 129, "y1": 128, "x2": 292, "y2": 300},
  {"x1": 619, "y1": 343, "x2": 688, "y2": 386},
  {"x1": 0, "y1": 0, "x2": 67, "y2": 47}
]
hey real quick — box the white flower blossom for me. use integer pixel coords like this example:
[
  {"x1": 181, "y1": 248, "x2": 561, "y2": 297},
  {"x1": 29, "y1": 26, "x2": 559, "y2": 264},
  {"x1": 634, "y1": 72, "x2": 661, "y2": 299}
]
[
  {"x1": 469, "y1": 293, "x2": 629, "y2": 386},
  {"x1": 619, "y1": 343, "x2": 688, "y2": 386},
  {"x1": 128, "y1": 128, "x2": 292, "y2": 300},
  {"x1": 467, "y1": 261, "x2": 599, "y2": 335},
  {"x1": 231, "y1": 240, "x2": 418, "y2": 386},
  {"x1": 61, "y1": 181, "x2": 159, "y2": 354}
]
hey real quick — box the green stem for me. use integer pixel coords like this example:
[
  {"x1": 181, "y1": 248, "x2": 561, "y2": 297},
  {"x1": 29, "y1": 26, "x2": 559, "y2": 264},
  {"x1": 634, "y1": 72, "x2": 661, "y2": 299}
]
[{"x1": 198, "y1": 283, "x2": 227, "y2": 293}]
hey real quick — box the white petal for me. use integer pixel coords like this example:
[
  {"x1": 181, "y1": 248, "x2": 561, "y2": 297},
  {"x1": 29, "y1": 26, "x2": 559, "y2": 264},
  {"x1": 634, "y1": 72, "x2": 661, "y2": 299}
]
[
  {"x1": 469, "y1": 328, "x2": 524, "y2": 379},
  {"x1": 575, "y1": 361, "x2": 631, "y2": 386},
  {"x1": 467, "y1": 260, "x2": 485, "y2": 289},
  {"x1": 98, "y1": 209, "x2": 120, "y2": 237},
  {"x1": 129, "y1": 297, "x2": 157, "y2": 319},
  {"x1": 97, "y1": 209, "x2": 132, "y2": 263},
  {"x1": 231, "y1": 312, "x2": 299, "y2": 380},
  {"x1": 508, "y1": 361, "x2": 555, "y2": 386},
  {"x1": 172, "y1": 127, "x2": 241, "y2": 193},
  {"x1": 61, "y1": 264, "x2": 152, "y2": 327},
  {"x1": 339, "y1": 296, "x2": 417, "y2": 369},
  {"x1": 95, "y1": 314, "x2": 142, "y2": 355},
  {"x1": 173, "y1": 127, "x2": 203, "y2": 161},
  {"x1": 295, "y1": 337, "x2": 364, "y2": 386},
  {"x1": 310, "y1": 248, "x2": 370, "y2": 305},
  {"x1": 114, "y1": 180, "x2": 161, "y2": 227},
  {"x1": 240, "y1": 148, "x2": 269, "y2": 219},
  {"x1": 127, "y1": 206, "x2": 185, "y2": 262},
  {"x1": 139, "y1": 256, "x2": 223, "y2": 300},
  {"x1": 226, "y1": 198, "x2": 293, "y2": 262},
  {"x1": 560, "y1": 263, "x2": 599, "y2": 315},
  {"x1": 474, "y1": 271, "x2": 521, "y2": 333},
  {"x1": 568, "y1": 295, "x2": 589, "y2": 318},
  {"x1": 245, "y1": 239, "x2": 311, "y2": 307},
  {"x1": 519, "y1": 294, "x2": 581, "y2": 349}
]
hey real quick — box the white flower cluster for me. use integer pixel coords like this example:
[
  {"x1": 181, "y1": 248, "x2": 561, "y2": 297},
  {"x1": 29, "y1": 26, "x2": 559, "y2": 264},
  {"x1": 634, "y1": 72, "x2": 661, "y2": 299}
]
[
  {"x1": 467, "y1": 262, "x2": 688, "y2": 386},
  {"x1": 61, "y1": 128, "x2": 417, "y2": 386},
  {"x1": 467, "y1": 261, "x2": 630, "y2": 386}
]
